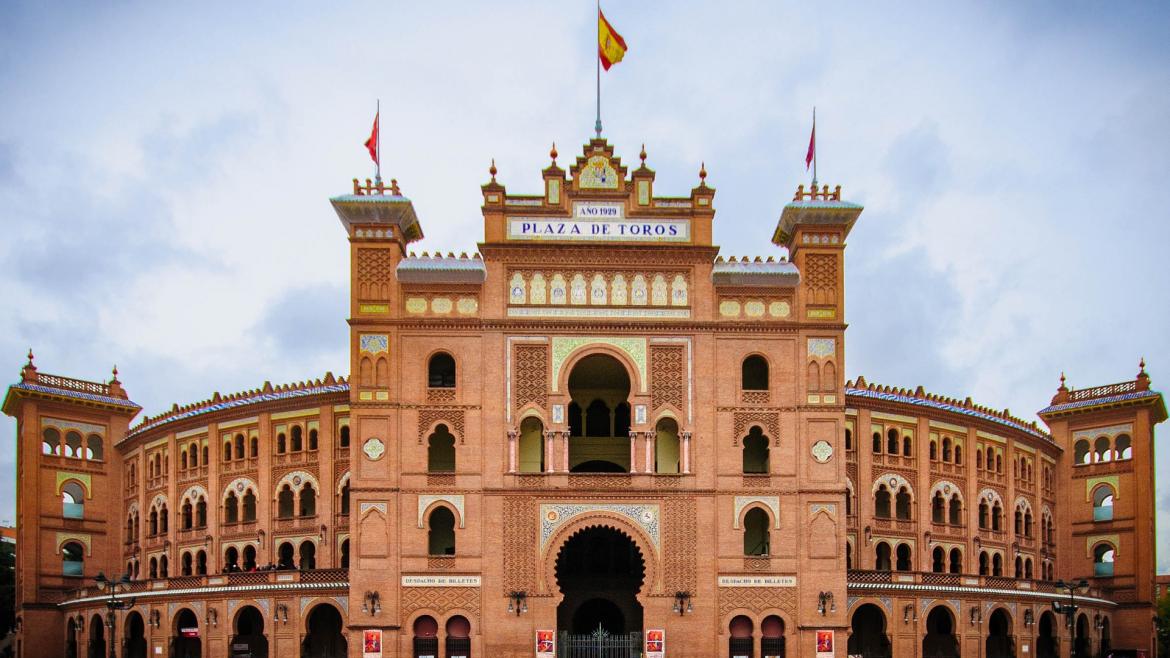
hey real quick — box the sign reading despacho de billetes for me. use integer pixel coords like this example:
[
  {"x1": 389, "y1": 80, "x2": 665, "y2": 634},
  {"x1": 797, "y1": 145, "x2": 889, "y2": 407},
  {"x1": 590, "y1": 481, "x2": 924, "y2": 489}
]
[
  {"x1": 717, "y1": 576, "x2": 797, "y2": 587},
  {"x1": 401, "y1": 575, "x2": 482, "y2": 587},
  {"x1": 507, "y1": 201, "x2": 690, "y2": 242}
]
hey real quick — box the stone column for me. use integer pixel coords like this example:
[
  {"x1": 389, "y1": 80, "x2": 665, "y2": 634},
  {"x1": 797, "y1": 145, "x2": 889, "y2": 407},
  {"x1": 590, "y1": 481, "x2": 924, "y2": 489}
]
[
  {"x1": 629, "y1": 430, "x2": 639, "y2": 473},
  {"x1": 644, "y1": 430, "x2": 655, "y2": 474},
  {"x1": 681, "y1": 431, "x2": 692, "y2": 474},
  {"x1": 560, "y1": 431, "x2": 571, "y2": 473},
  {"x1": 544, "y1": 431, "x2": 556, "y2": 473},
  {"x1": 506, "y1": 430, "x2": 517, "y2": 473}
]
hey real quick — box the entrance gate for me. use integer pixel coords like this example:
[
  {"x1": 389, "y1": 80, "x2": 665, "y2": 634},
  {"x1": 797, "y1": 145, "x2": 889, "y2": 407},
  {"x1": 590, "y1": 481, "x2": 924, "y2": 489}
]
[{"x1": 557, "y1": 630, "x2": 643, "y2": 658}]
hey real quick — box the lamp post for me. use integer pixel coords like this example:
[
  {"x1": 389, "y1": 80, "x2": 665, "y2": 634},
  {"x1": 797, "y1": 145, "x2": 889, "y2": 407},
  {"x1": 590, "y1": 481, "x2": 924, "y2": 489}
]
[
  {"x1": 1051, "y1": 578, "x2": 1089, "y2": 658},
  {"x1": 95, "y1": 571, "x2": 135, "y2": 658}
]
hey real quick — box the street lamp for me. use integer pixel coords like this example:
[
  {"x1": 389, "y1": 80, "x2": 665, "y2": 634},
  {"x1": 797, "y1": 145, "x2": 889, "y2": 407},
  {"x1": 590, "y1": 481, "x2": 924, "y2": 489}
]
[
  {"x1": 1051, "y1": 579, "x2": 1089, "y2": 656},
  {"x1": 94, "y1": 571, "x2": 135, "y2": 658}
]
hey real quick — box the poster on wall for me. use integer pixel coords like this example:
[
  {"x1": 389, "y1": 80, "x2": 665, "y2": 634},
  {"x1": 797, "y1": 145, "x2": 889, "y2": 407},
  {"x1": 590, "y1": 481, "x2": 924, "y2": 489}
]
[
  {"x1": 645, "y1": 629, "x2": 665, "y2": 658},
  {"x1": 536, "y1": 630, "x2": 556, "y2": 658},
  {"x1": 362, "y1": 629, "x2": 383, "y2": 658},
  {"x1": 815, "y1": 630, "x2": 834, "y2": 658}
]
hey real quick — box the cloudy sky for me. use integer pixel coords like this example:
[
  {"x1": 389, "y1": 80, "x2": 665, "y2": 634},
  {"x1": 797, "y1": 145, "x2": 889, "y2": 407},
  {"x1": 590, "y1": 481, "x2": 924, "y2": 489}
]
[{"x1": 1, "y1": 2, "x2": 1167, "y2": 570}]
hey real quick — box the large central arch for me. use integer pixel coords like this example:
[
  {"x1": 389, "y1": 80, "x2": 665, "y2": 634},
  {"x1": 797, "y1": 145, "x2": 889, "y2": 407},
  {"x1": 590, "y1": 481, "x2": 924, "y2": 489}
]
[
  {"x1": 565, "y1": 353, "x2": 633, "y2": 473},
  {"x1": 554, "y1": 525, "x2": 646, "y2": 635}
]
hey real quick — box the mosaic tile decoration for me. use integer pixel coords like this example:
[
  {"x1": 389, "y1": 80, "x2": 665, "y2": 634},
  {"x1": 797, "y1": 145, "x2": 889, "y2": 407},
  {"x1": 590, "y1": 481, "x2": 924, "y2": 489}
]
[
  {"x1": 126, "y1": 383, "x2": 348, "y2": 439},
  {"x1": 419, "y1": 495, "x2": 465, "y2": 528},
  {"x1": 359, "y1": 334, "x2": 389, "y2": 355},
  {"x1": 12, "y1": 382, "x2": 140, "y2": 410},
  {"x1": 807, "y1": 338, "x2": 836, "y2": 358},
  {"x1": 1040, "y1": 390, "x2": 1161, "y2": 415},
  {"x1": 539, "y1": 503, "x2": 660, "y2": 550},
  {"x1": 551, "y1": 337, "x2": 647, "y2": 392},
  {"x1": 733, "y1": 496, "x2": 780, "y2": 529},
  {"x1": 846, "y1": 386, "x2": 1050, "y2": 440}
]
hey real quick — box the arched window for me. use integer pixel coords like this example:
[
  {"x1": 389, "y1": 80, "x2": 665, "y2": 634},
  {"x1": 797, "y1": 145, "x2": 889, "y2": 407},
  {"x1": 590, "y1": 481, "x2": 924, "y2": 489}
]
[
  {"x1": 180, "y1": 451, "x2": 188, "y2": 471},
  {"x1": 742, "y1": 426, "x2": 769, "y2": 474},
  {"x1": 224, "y1": 547, "x2": 239, "y2": 572},
  {"x1": 874, "y1": 485, "x2": 892, "y2": 518},
  {"x1": 992, "y1": 552, "x2": 1003, "y2": 576},
  {"x1": 149, "y1": 557, "x2": 158, "y2": 579},
  {"x1": 1015, "y1": 556, "x2": 1024, "y2": 578},
  {"x1": 189, "y1": 443, "x2": 199, "y2": 468},
  {"x1": 65, "y1": 431, "x2": 82, "y2": 458},
  {"x1": 276, "y1": 433, "x2": 287, "y2": 454},
  {"x1": 224, "y1": 492, "x2": 239, "y2": 524},
  {"x1": 846, "y1": 542, "x2": 853, "y2": 569},
  {"x1": 181, "y1": 500, "x2": 193, "y2": 530},
  {"x1": 932, "y1": 547, "x2": 945, "y2": 573},
  {"x1": 298, "y1": 541, "x2": 316, "y2": 570},
  {"x1": 518, "y1": 417, "x2": 545, "y2": 473},
  {"x1": 845, "y1": 428, "x2": 852, "y2": 451},
  {"x1": 1074, "y1": 439, "x2": 1090, "y2": 465},
  {"x1": 308, "y1": 428, "x2": 318, "y2": 451},
  {"x1": 941, "y1": 437, "x2": 952, "y2": 462},
  {"x1": 929, "y1": 440, "x2": 938, "y2": 461},
  {"x1": 979, "y1": 500, "x2": 990, "y2": 529},
  {"x1": 875, "y1": 542, "x2": 892, "y2": 571},
  {"x1": 291, "y1": 426, "x2": 303, "y2": 452},
  {"x1": 992, "y1": 502, "x2": 1003, "y2": 532},
  {"x1": 1025, "y1": 558, "x2": 1034, "y2": 579},
  {"x1": 655, "y1": 418, "x2": 680, "y2": 474},
  {"x1": 181, "y1": 552, "x2": 193, "y2": 576},
  {"x1": 62, "y1": 482, "x2": 85, "y2": 519},
  {"x1": 954, "y1": 445, "x2": 962, "y2": 465},
  {"x1": 760, "y1": 615, "x2": 785, "y2": 658},
  {"x1": 340, "y1": 539, "x2": 350, "y2": 569},
  {"x1": 895, "y1": 487, "x2": 912, "y2": 520},
  {"x1": 741, "y1": 355, "x2": 769, "y2": 390},
  {"x1": 299, "y1": 484, "x2": 317, "y2": 517},
  {"x1": 149, "y1": 508, "x2": 159, "y2": 536},
  {"x1": 242, "y1": 490, "x2": 257, "y2": 522},
  {"x1": 428, "y1": 352, "x2": 456, "y2": 388},
  {"x1": 277, "y1": 485, "x2": 294, "y2": 518},
  {"x1": 159, "y1": 554, "x2": 168, "y2": 578},
  {"x1": 278, "y1": 542, "x2": 295, "y2": 569},
  {"x1": 87, "y1": 435, "x2": 103, "y2": 461},
  {"x1": 1094, "y1": 436, "x2": 1111, "y2": 463},
  {"x1": 949, "y1": 496, "x2": 962, "y2": 526},
  {"x1": 895, "y1": 544, "x2": 912, "y2": 571},
  {"x1": 1014, "y1": 508, "x2": 1024, "y2": 535},
  {"x1": 886, "y1": 429, "x2": 899, "y2": 455},
  {"x1": 223, "y1": 441, "x2": 232, "y2": 462},
  {"x1": 339, "y1": 425, "x2": 350, "y2": 448},
  {"x1": 42, "y1": 428, "x2": 60, "y2": 455},
  {"x1": 949, "y1": 548, "x2": 962, "y2": 574},
  {"x1": 902, "y1": 435, "x2": 912, "y2": 457},
  {"x1": 932, "y1": 492, "x2": 945, "y2": 524},
  {"x1": 243, "y1": 545, "x2": 257, "y2": 571},
  {"x1": 872, "y1": 432, "x2": 882, "y2": 454},
  {"x1": 62, "y1": 541, "x2": 84, "y2": 576},
  {"x1": 743, "y1": 508, "x2": 770, "y2": 556},
  {"x1": 159, "y1": 505, "x2": 168, "y2": 533},
  {"x1": 728, "y1": 616, "x2": 754, "y2": 658},
  {"x1": 1115, "y1": 434, "x2": 1132, "y2": 460},
  {"x1": 995, "y1": 453, "x2": 1003, "y2": 473},
  {"x1": 340, "y1": 481, "x2": 350, "y2": 515},
  {"x1": 1093, "y1": 486, "x2": 1115, "y2": 522},
  {"x1": 976, "y1": 448, "x2": 984, "y2": 470},
  {"x1": 195, "y1": 498, "x2": 207, "y2": 528},
  {"x1": 427, "y1": 424, "x2": 456, "y2": 472},
  {"x1": 249, "y1": 436, "x2": 258, "y2": 458},
  {"x1": 234, "y1": 434, "x2": 245, "y2": 460},
  {"x1": 428, "y1": 507, "x2": 456, "y2": 555}
]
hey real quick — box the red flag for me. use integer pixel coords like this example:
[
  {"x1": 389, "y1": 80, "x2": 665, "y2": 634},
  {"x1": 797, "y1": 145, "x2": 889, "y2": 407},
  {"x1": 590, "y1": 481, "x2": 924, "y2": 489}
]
[
  {"x1": 364, "y1": 111, "x2": 379, "y2": 166},
  {"x1": 805, "y1": 119, "x2": 815, "y2": 171}
]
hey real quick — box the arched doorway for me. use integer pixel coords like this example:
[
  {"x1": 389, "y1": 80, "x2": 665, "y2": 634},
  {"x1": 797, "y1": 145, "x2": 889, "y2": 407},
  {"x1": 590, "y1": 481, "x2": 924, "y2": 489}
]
[
  {"x1": 555, "y1": 526, "x2": 645, "y2": 650},
  {"x1": 728, "y1": 615, "x2": 753, "y2": 658},
  {"x1": 567, "y1": 354, "x2": 632, "y2": 472},
  {"x1": 66, "y1": 617, "x2": 79, "y2": 658},
  {"x1": 302, "y1": 603, "x2": 346, "y2": 658},
  {"x1": 1073, "y1": 613, "x2": 1090, "y2": 658},
  {"x1": 848, "y1": 604, "x2": 891, "y2": 658},
  {"x1": 922, "y1": 606, "x2": 959, "y2": 658},
  {"x1": 1035, "y1": 611, "x2": 1058, "y2": 658},
  {"x1": 760, "y1": 615, "x2": 785, "y2": 658},
  {"x1": 445, "y1": 615, "x2": 471, "y2": 658},
  {"x1": 124, "y1": 611, "x2": 147, "y2": 658},
  {"x1": 412, "y1": 615, "x2": 438, "y2": 658},
  {"x1": 986, "y1": 608, "x2": 1015, "y2": 658},
  {"x1": 88, "y1": 614, "x2": 106, "y2": 658},
  {"x1": 231, "y1": 605, "x2": 268, "y2": 658},
  {"x1": 171, "y1": 609, "x2": 201, "y2": 658}
]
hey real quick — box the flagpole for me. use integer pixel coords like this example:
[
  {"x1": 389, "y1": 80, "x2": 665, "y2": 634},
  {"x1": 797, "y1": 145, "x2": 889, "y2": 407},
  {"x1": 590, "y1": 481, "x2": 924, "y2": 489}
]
[
  {"x1": 375, "y1": 99, "x2": 382, "y2": 185},
  {"x1": 812, "y1": 106, "x2": 817, "y2": 189},
  {"x1": 595, "y1": 0, "x2": 602, "y2": 138}
]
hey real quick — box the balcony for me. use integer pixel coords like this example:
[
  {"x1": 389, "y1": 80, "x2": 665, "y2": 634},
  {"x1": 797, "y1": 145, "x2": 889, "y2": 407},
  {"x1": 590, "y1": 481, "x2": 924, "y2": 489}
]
[{"x1": 59, "y1": 568, "x2": 350, "y2": 604}]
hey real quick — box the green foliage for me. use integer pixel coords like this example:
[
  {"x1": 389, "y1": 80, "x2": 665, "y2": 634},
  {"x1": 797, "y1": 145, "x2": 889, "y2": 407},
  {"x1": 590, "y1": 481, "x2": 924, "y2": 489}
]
[
  {"x1": 0, "y1": 541, "x2": 13, "y2": 638},
  {"x1": 1157, "y1": 584, "x2": 1170, "y2": 658}
]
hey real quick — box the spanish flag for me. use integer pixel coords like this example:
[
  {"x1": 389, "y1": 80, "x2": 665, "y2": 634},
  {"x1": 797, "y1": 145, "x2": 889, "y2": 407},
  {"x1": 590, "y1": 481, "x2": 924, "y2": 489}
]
[{"x1": 598, "y1": 9, "x2": 627, "y2": 71}]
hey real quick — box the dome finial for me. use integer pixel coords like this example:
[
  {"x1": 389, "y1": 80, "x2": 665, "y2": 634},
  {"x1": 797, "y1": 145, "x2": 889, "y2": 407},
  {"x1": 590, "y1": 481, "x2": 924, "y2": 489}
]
[
  {"x1": 639, "y1": 143, "x2": 647, "y2": 165},
  {"x1": 111, "y1": 364, "x2": 120, "y2": 384},
  {"x1": 550, "y1": 142, "x2": 558, "y2": 164},
  {"x1": 699, "y1": 161, "x2": 707, "y2": 184},
  {"x1": 489, "y1": 158, "x2": 497, "y2": 182},
  {"x1": 1139, "y1": 357, "x2": 1147, "y2": 375},
  {"x1": 25, "y1": 348, "x2": 34, "y2": 367}
]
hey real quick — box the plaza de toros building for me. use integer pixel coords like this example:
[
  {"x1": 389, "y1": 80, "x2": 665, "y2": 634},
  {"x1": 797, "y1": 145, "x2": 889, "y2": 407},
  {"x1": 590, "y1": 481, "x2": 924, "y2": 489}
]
[{"x1": 3, "y1": 137, "x2": 1164, "y2": 658}]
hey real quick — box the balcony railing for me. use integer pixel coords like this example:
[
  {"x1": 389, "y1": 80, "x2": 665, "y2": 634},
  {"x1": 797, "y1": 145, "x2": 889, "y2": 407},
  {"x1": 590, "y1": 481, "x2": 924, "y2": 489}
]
[
  {"x1": 846, "y1": 570, "x2": 1101, "y2": 597},
  {"x1": 59, "y1": 568, "x2": 350, "y2": 604},
  {"x1": 37, "y1": 372, "x2": 112, "y2": 397},
  {"x1": 1069, "y1": 380, "x2": 1136, "y2": 401}
]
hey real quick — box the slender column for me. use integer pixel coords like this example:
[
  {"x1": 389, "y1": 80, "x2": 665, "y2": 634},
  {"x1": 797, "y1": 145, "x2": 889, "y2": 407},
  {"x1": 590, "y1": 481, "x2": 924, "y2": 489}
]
[
  {"x1": 628, "y1": 430, "x2": 638, "y2": 474},
  {"x1": 681, "y1": 431, "x2": 692, "y2": 474},
  {"x1": 644, "y1": 431, "x2": 655, "y2": 474},
  {"x1": 507, "y1": 430, "x2": 517, "y2": 473},
  {"x1": 544, "y1": 431, "x2": 556, "y2": 473},
  {"x1": 560, "y1": 431, "x2": 571, "y2": 473}
]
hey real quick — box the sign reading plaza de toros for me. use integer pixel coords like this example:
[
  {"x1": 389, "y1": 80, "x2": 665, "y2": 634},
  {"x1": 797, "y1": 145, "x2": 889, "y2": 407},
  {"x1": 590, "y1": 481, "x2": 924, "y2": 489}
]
[{"x1": 507, "y1": 201, "x2": 691, "y2": 242}]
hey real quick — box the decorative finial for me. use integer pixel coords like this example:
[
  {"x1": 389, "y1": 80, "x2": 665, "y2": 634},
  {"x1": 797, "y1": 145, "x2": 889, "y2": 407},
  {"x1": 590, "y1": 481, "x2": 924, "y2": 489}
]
[
  {"x1": 489, "y1": 159, "x2": 497, "y2": 182},
  {"x1": 111, "y1": 365, "x2": 120, "y2": 384},
  {"x1": 1060, "y1": 372, "x2": 1066, "y2": 386},
  {"x1": 1139, "y1": 357, "x2": 1147, "y2": 375},
  {"x1": 639, "y1": 143, "x2": 647, "y2": 165},
  {"x1": 390, "y1": 179, "x2": 400, "y2": 196},
  {"x1": 25, "y1": 348, "x2": 34, "y2": 367},
  {"x1": 699, "y1": 161, "x2": 707, "y2": 184},
  {"x1": 550, "y1": 142, "x2": 558, "y2": 164}
]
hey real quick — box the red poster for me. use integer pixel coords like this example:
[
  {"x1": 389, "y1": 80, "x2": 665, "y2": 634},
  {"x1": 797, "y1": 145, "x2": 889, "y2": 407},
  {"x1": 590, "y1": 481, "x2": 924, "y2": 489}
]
[{"x1": 536, "y1": 630, "x2": 555, "y2": 658}]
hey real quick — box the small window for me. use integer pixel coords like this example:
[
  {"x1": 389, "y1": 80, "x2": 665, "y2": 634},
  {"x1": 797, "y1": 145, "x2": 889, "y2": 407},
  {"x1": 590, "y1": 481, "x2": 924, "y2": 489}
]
[
  {"x1": 896, "y1": 543, "x2": 912, "y2": 571},
  {"x1": 278, "y1": 486, "x2": 294, "y2": 518},
  {"x1": 340, "y1": 481, "x2": 350, "y2": 515},
  {"x1": 875, "y1": 542, "x2": 892, "y2": 571},
  {"x1": 224, "y1": 492, "x2": 239, "y2": 524},
  {"x1": 291, "y1": 426, "x2": 303, "y2": 452},
  {"x1": 742, "y1": 427, "x2": 769, "y2": 474},
  {"x1": 243, "y1": 490, "x2": 257, "y2": 522},
  {"x1": 308, "y1": 428, "x2": 318, "y2": 451},
  {"x1": 872, "y1": 432, "x2": 882, "y2": 454},
  {"x1": 743, "y1": 507, "x2": 770, "y2": 556},
  {"x1": 949, "y1": 548, "x2": 962, "y2": 574},
  {"x1": 299, "y1": 484, "x2": 316, "y2": 517},
  {"x1": 87, "y1": 434, "x2": 104, "y2": 461},
  {"x1": 1115, "y1": 434, "x2": 1132, "y2": 460},
  {"x1": 428, "y1": 353, "x2": 457, "y2": 388},
  {"x1": 1093, "y1": 486, "x2": 1114, "y2": 522},
  {"x1": 895, "y1": 487, "x2": 912, "y2": 520},
  {"x1": 339, "y1": 425, "x2": 350, "y2": 448},
  {"x1": 250, "y1": 436, "x2": 258, "y2": 458},
  {"x1": 42, "y1": 428, "x2": 60, "y2": 455},
  {"x1": 741, "y1": 355, "x2": 769, "y2": 391},
  {"x1": 65, "y1": 431, "x2": 82, "y2": 458},
  {"x1": 62, "y1": 541, "x2": 85, "y2": 576},
  {"x1": 234, "y1": 434, "x2": 245, "y2": 460},
  {"x1": 298, "y1": 541, "x2": 316, "y2": 570},
  {"x1": 428, "y1": 507, "x2": 456, "y2": 555},
  {"x1": 874, "y1": 485, "x2": 892, "y2": 518},
  {"x1": 427, "y1": 425, "x2": 456, "y2": 473}
]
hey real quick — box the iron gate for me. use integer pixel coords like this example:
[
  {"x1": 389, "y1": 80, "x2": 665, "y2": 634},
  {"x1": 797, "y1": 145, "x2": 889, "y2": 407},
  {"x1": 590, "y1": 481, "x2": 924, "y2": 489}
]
[{"x1": 558, "y1": 630, "x2": 643, "y2": 658}]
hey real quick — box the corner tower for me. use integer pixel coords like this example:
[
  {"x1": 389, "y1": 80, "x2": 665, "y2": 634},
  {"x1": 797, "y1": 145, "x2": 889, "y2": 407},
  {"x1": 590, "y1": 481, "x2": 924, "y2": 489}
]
[
  {"x1": 1039, "y1": 362, "x2": 1165, "y2": 653},
  {"x1": 2, "y1": 353, "x2": 140, "y2": 657}
]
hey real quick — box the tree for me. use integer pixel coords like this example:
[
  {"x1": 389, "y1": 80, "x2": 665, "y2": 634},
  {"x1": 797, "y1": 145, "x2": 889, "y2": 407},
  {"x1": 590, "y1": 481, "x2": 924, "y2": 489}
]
[{"x1": 1157, "y1": 582, "x2": 1170, "y2": 658}]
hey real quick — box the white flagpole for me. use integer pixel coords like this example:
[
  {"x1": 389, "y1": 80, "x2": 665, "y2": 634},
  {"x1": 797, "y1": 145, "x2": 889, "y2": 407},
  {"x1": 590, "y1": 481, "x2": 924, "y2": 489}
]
[
  {"x1": 595, "y1": 0, "x2": 602, "y2": 138},
  {"x1": 375, "y1": 98, "x2": 382, "y2": 185},
  {"x1": 812, "y1": 106, "x2": 817, "y2": 189}
]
